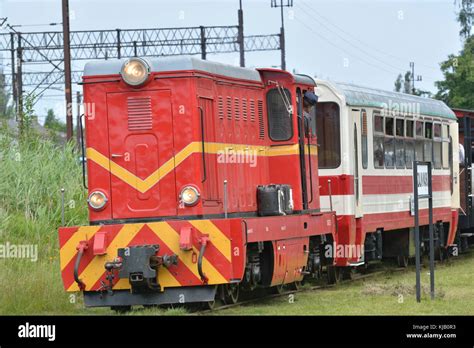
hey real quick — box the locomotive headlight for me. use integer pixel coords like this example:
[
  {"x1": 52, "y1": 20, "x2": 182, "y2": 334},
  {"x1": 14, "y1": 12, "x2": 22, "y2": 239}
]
[
  {"x1": 180, "y1": 186, "x2": 200, "y2": 206},
  {"x1": 88, "y1": 191, "x2": 108, "y2": 210},
  {"x1": 120, "y1": 58, "x2": 150, "y2": 86}
]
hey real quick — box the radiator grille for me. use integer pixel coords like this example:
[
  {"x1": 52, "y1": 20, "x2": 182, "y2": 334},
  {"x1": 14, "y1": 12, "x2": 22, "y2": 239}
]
[{"x1": 127, "y1": 96, "x2": 152, "y2": 131}]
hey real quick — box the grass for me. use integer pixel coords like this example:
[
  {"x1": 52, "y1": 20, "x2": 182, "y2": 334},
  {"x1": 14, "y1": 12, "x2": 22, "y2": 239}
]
[
  {"x1": 0, "y1": 124, "x2": 473, "y2": 316},
  {"x1": 203, "y1": 254, "x2": 474, "y2": 316}
]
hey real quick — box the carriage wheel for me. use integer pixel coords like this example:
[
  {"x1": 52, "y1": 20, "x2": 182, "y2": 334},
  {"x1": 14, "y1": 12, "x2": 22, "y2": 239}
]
[
  {"x1": 327, "y1": 265, "x2": 341, "y2": 285},
  {"x1": 341, "y1": 267, "x2": 355, "y2": 280},
  {"x1": 397, "y1": 255, "x2": 409, "y2": 268},
  {"x1": 434, "y1": 247, "x2": 445, "y2": 262}
]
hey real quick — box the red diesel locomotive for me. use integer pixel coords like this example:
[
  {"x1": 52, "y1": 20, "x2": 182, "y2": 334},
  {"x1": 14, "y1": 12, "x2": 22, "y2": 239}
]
[
  {"x1": 58, "y1": 57, "x2": 459, "y2": 309},
  {"x1": 59, "y1": 57, "x2": 337, "y2": 308}
]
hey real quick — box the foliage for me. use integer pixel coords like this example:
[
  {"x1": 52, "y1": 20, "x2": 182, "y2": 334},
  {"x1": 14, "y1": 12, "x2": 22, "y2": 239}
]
[
  {"x1": 44, "y1": 108, "x2": 67, "y2": 133},
  {"x1": 456, "y1": 0, "x2": 474, "y2": 39},
  {"x1": 435, "y1": 35, "x2": 474, "y2": 109},
  {"x1": 0, "y1": 71, "x2": 13, "y2": 119},
  {"x1": 393, "y1": 71, "x2": 432, "y2": 97},
  {"x1": 0, "y1": 126, "x2": 92, "y2": 314}
]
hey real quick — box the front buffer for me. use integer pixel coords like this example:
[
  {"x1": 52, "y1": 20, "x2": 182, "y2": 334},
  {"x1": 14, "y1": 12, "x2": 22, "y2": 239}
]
[{"x1": 58, "y1": 219, "x2": 245, "y2": 307}]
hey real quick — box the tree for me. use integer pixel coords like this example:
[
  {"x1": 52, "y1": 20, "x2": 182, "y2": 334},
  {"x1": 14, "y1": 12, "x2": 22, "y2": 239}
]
[
  {"x1": 44, "y1": 108, "x2": 66, "y2": 133},
  {"x1": 0, "y1": 71, "x2": 13, "y2": 119},
  {"x1": 394, "y1": 74, "x2": 403, "y2": 92},
  {"x1": 435, "y1": 35, "x2": 474, "y2": 109},
  {"x1": 456, "y1": 0, "x2": 473, "y2": 39},
  {"x1": 403, "y1": 71, "x2": 412, "y2": 94}
]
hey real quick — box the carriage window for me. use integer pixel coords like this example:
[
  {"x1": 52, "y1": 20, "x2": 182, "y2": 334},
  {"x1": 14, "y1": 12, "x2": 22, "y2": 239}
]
[
  {"x1": 374, "y1": 114, "x2": 384, "y2": 133},
  {"x1": 406, "y1": 120, "x2": 414, "y2": 138},
  {"x1": 361, "y1": 110, "x2": 368, "y2": 169},
  {"x1": 316, "y1": 102, "x2": 341, "y2": 168},
  {"x1": 415, "y1": 121, "x2": 424, "y2": 161},
  {"x1": 395, "y1": 119, "x2": 405, "y2": 169},
  {"x1": 416, "y1": 121, "x2": 423, "y2": 137},
  {"x1": 433, "y1": 123, "x2": 442, "y2": 169},
  {"x1": 384, "y1": 117, "x2": 395, "y2": 168},
  {"x1": 442, "y1": 125, "x2": 449, "y2": 169},
  {"x1": 266, "y1": 88, "x2": 293, "y2": 141},
  {"x1": 385, "y1": 117, "x2": 394, "y2": 136},
  {"x1": 405, "y1": 120, "x2": 415, "y2": 168},
  {"x1": 396, "y1": 119, "x2": 404, "y2": 137},
  {"x1": 373, "y1": 114, "x2": 384, "y2": 168},
  {"x1": 424, "y1": 122, "x2": 433, "y2": 163}
]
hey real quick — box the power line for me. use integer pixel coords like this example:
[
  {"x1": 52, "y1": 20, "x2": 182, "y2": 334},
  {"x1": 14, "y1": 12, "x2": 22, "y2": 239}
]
[
  {"x1": 295, "y1": 2, "x2": 439, "y2": 82},
  {"x1": 292, "y1": 15, "x2": 400, "y2": 76},
  {"x1": 299, "y1": 0, "x2": 441, "y2": 72}
]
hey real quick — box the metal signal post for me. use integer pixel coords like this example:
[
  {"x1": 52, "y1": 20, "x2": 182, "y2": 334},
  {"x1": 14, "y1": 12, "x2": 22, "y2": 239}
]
[{"x1": 413, "y1": 161, "x2": 435, "y2": 302}]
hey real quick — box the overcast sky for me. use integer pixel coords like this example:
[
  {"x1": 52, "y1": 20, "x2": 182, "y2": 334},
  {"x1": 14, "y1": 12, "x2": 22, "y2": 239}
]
[{"x1": 0, "y1": 0, "x2": 464, "y2": 123}]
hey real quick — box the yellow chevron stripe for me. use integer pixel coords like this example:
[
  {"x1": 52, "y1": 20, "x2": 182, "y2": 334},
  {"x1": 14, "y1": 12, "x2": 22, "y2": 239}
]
[
  {"x1": 188, "y1": 220, "x2": 231, "y2": 262},
  {"x1": 60, "y1": 226, "x2": 101, "y2": 271},
  {"x1": 87, "y1": 142, "x2": 300, "y2": 195},
  {"x1": 67, "y1": 223, "x2": 145, "y2": 291},
  {"x1": 148, "y1": 222, "x2": 227, "y2": 285}
]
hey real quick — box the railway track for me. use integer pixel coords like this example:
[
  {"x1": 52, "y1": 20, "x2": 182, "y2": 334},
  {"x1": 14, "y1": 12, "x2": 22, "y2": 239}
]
[
  {"x1": 199, "y1": 269, "x2": 398, "y2": 314},
  {"x1": 199, "y1": 251, "x2": 473, "y2": 314}
]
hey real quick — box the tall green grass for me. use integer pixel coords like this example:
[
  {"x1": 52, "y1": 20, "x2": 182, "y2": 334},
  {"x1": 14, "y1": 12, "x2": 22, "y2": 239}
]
[{"x1": 0, "y1": 125, "x2": 106, "y2": 314}]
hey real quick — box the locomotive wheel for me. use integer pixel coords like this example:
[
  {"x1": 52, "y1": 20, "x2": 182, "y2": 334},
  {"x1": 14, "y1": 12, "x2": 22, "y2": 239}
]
[
  {"x1": 272, "y1": 283, "x2": 286, "y2": 294},
  {"x1": 205, "y1": 299, "x2": 217, "y2": 310},
  {"x1": 223, "y1": 284, "x2": 240, "y2": 305},
  {"x1": 327, "y1": 265, "x2": 341, "y2": 285},
  {"x1": 397, "y1": 255, "x2": 409, "y2": 268},
  {"x1": 289, "y1": 281, "x2": 302, "y2": 291}
]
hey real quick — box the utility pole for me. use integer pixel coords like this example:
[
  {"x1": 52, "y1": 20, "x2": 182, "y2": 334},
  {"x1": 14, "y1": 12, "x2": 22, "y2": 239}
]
[
  {"x1": 16, "y1": 34, "x2": 23, "y2": 129},
  {"x1": 238, "y1": 0, "x2": 245, "y2": 67},
  {"x1": 409, "y1": 62, "x2": 422, "y2": 95},
  {"x1": 271, "y1": 0, "x2": 293, "y2": 70},
  {"x1": 62, "y1": 0, "x2": 73, "y2": 141},
  {"x1": 10, "y1": 33, "x2": 16, "y2": 114}
]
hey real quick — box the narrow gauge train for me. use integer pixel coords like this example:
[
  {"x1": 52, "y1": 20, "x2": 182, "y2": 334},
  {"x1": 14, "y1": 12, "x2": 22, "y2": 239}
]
[{"x1": 58, "y1": 57, "x2": 460, "y2": 309}]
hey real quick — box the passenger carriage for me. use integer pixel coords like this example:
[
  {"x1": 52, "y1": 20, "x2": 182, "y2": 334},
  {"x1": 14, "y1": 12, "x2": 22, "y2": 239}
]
[{"x1": 314, "y1": 80, "x2": 460, "y2": 271}]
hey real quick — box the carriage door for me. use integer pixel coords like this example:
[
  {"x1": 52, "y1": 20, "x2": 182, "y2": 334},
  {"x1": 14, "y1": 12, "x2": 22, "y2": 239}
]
[
  {"x1": 107, "y1": 90, "x2": 177, "y2": 219},
  {"x1": 352, "y1": 109, "x2": 363, "y2": 218}
]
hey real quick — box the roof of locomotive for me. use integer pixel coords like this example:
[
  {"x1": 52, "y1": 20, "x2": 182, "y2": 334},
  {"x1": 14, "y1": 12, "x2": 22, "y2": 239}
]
[
  {"x1": 316, "y1": 79, "x2": 457, "y2": 120},
  {"x1": 83, "y1": 56, "x2": 316, "y2": 86}
]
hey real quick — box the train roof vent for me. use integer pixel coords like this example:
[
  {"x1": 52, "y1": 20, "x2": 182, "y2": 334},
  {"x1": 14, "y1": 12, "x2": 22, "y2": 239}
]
[
  {"x1": 234, "y1": 97, "x2": 240, "y2": 121},
  {"x1": 249, "y1": 99, "x2": 256, "y2": 122},
  {"x1": 227, "y1": 96, "x2": 232, "y2": 120},
  {"x1": 127, "y1": 96, "x2": 153, "y2": 131},
  {"x1": 242, "y1": 98, "x2": 248, "y2": 121},
  {"x1": 258, "y1": 100, "x2": 264, "y2": 139},
  {"x1": 218, "y1": 96, "x2": 224, "y2": 120}
]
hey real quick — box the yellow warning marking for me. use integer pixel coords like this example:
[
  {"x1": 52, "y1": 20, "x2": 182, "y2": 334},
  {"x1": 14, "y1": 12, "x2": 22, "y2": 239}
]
[
  {"x1": 148, "y1": 222, "x2": 227, "y2": 285},
  {"x1": 60, "y1": 226, "x2": 101, "y2": 271},
  {"x1": 189, "y1": 220, "x2": 231, "y2": 262}
]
